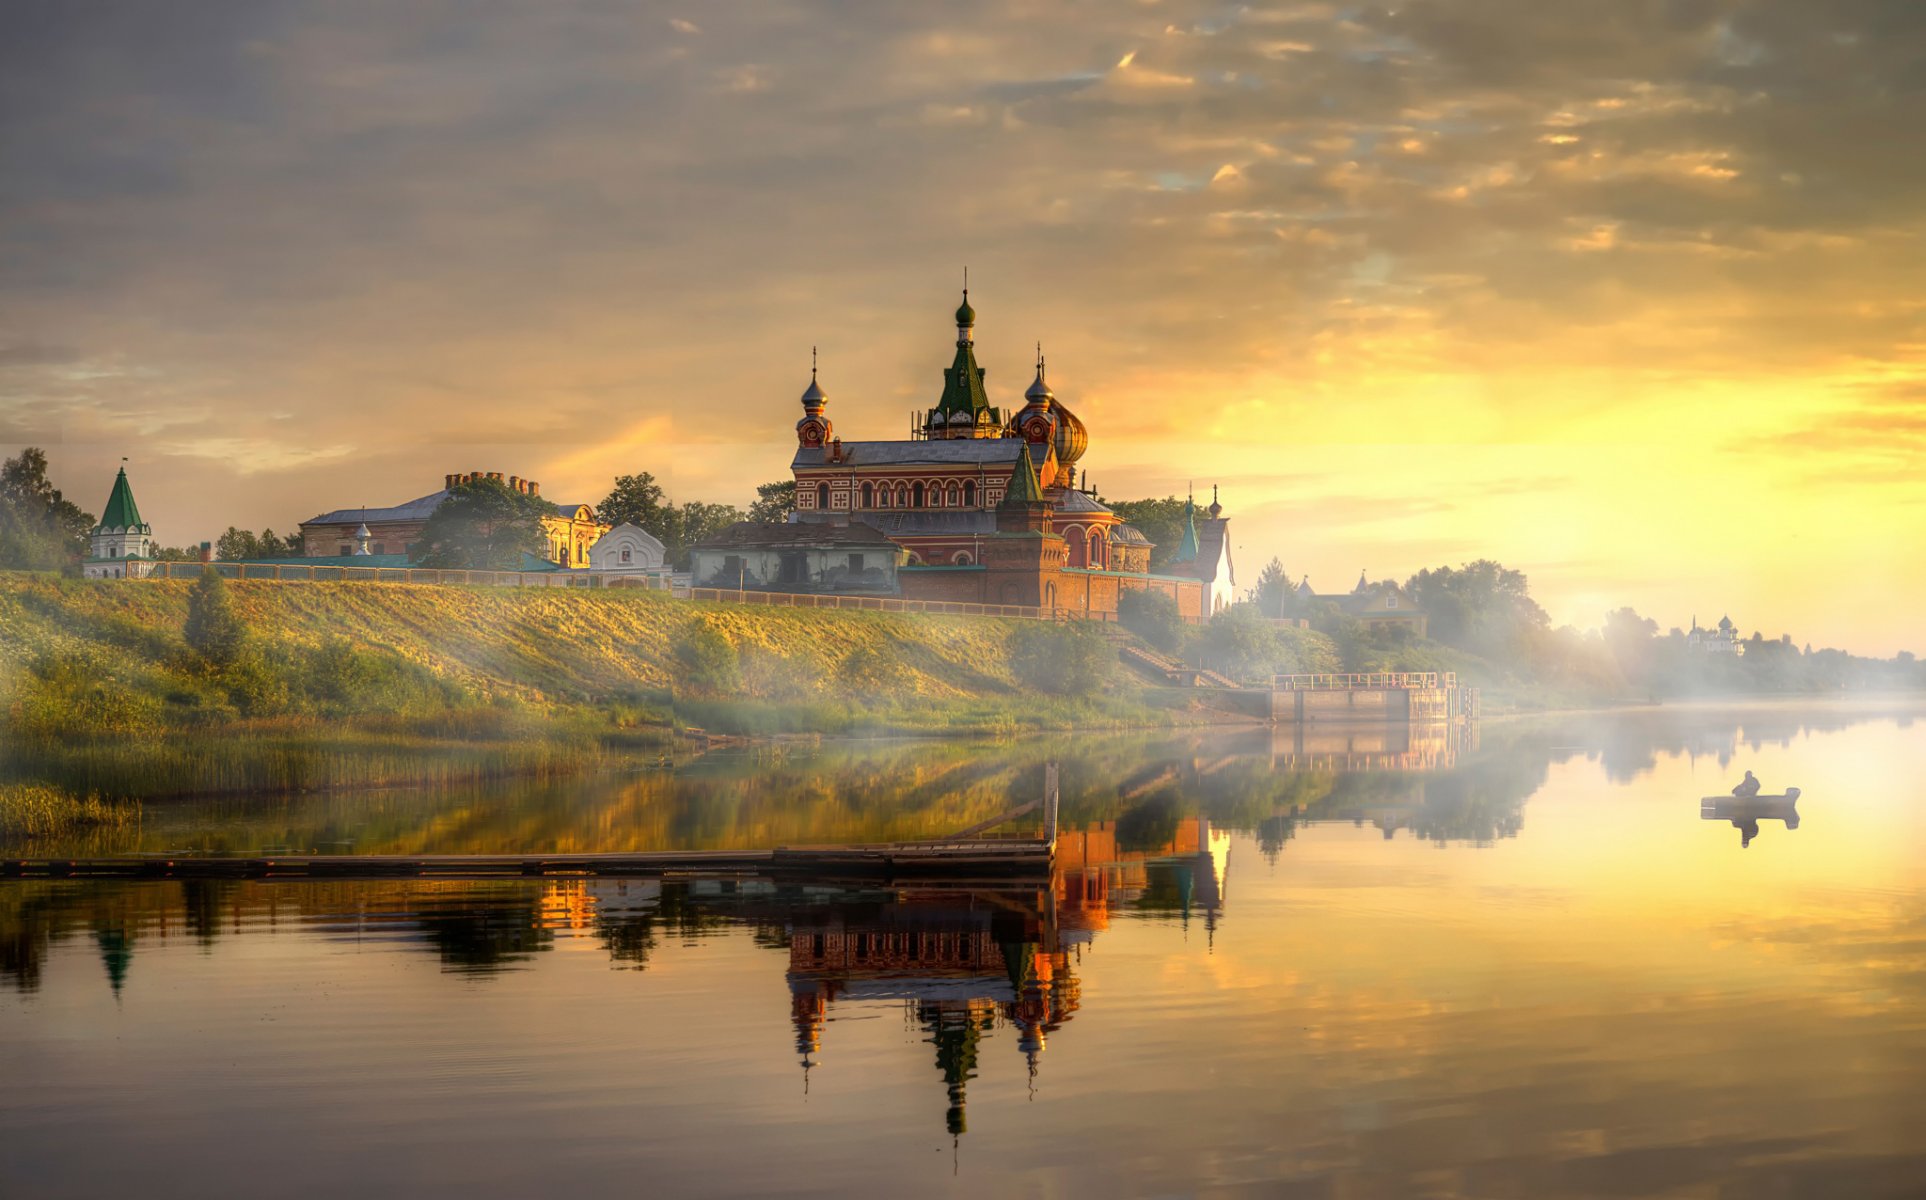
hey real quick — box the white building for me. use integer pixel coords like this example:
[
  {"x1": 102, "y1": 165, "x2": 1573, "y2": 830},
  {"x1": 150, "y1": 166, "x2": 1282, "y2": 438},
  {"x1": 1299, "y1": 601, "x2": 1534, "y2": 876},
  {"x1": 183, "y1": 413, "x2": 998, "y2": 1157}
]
[
  {"x1": 81, "y1": 465, "x2": 158, "y2": 579},
  {"x1": 588, "y1": 523, "x2": 667, "y2": 574}
]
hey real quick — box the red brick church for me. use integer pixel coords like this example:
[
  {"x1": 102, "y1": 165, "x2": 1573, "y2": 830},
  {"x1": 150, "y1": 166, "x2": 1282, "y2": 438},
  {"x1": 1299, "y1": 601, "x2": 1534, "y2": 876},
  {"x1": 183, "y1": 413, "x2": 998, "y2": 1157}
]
[{"x1": 692, "y1": 290, "x2": 1231, "y2": 619}]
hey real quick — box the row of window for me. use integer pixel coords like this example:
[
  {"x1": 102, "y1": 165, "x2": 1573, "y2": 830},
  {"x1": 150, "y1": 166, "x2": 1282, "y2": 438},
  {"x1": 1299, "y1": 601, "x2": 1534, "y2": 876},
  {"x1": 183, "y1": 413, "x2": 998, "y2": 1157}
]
[{"x1": 802, "y1": 480, "x2": 983, "y2": 510}]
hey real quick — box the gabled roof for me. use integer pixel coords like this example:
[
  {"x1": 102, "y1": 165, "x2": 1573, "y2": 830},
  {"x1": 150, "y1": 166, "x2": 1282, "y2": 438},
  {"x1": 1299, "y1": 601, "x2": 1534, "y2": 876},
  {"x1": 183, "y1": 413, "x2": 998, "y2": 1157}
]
[
  {"x1": 95, "y1": 467, "x2": 147, "y2": 532},
  {"x1": 792, "y1": 440, "x2": 1027, "y2": 469},
  {"x1": 303, "y1": 489, "x2": 449, "y2": 527},
  {"x1": 691, "y1": 521, "x2": 900, "y2": 551}
]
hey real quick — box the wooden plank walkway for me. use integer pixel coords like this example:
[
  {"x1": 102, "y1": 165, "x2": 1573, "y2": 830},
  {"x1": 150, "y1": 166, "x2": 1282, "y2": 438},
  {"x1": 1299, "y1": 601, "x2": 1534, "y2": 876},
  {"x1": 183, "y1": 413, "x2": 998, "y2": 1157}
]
[{"x1": 0, "y1": 840, "x2": 1054, "y2": 883}]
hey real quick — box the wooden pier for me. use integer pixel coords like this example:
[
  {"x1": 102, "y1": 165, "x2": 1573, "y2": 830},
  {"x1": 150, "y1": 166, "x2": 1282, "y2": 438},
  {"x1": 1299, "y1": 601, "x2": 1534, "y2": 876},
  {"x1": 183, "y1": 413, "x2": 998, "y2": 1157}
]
[
  {"x1": 1270, "y1": 672, "x2": 1479, "y2": 724},
  {"x1": 0, "y1": 841, "x2": 1053, "y2": 883}
]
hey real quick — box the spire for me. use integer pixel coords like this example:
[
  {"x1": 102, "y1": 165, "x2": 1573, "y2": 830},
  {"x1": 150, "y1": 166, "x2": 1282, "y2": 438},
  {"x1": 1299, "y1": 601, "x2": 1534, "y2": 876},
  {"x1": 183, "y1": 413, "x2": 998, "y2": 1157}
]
[
  {"x1": 1000, "y1": 444, "x2": 1046, "y2": 508},
  {"x1": 1173, "y1": 490, "x2": 1200, "y2": 563},
  {"x1": 800, "y1": 345, "x2": 827, "y2": 410},
  {"x1": 929, "y1": 285, "x2": 993, "y2": 432},
  {"x1": 955, "y1": 272, "x2": 976, "y2": 338},
  {"x1": 1025, "y1": 343, "x2": 1053, "y2": 403},
  {"x1": 95, "y1": 463, "x2": 147, "y2": 532},
  {"x1": 1354, "y1": 570, "x2": 1368, "y2": 594}
]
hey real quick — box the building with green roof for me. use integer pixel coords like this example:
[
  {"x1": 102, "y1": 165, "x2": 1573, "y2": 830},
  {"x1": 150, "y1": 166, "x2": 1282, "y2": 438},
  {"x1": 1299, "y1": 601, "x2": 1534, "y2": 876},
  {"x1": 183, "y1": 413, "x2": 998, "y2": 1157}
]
[{"x1": 82, "y1": 464, "x2": 159, "y2": 579}]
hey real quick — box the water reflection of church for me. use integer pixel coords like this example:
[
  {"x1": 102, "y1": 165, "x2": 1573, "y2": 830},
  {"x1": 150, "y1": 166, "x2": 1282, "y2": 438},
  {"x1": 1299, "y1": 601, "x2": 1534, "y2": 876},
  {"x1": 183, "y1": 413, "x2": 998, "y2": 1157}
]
[{"x1": 0, "y1": 820, "x2": 1231, "y2": 1142}]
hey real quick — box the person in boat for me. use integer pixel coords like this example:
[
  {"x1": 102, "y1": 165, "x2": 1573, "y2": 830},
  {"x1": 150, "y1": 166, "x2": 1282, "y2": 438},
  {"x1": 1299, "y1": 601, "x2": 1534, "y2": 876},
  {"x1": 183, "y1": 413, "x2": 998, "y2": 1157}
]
[
  {"x1": 1732, "y1": 770, "x2": 1761, "y2": 798},
  {"x1": 1734, "y1": 817, "x2": 1760, "y2": 849}
]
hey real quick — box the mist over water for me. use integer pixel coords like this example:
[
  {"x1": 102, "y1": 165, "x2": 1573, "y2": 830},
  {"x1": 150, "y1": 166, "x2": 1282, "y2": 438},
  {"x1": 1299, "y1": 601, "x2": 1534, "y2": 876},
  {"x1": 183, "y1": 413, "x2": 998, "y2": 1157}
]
[{"x1": 4, "y1": 699, "x2": 1924, "y2": 1197}]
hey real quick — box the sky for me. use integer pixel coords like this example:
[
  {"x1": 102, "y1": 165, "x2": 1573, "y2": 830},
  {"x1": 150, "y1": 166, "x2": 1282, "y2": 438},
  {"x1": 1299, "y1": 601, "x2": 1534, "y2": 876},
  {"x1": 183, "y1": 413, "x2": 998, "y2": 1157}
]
[{"x1": 2, "y1": 0, "x2": 1922, "y2": 653}]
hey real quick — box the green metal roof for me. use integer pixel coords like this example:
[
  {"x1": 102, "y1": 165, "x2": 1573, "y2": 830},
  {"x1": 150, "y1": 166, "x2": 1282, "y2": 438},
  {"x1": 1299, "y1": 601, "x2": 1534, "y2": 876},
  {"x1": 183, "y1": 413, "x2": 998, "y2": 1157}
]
[
  {"x1": 1173, "y1": 496, "x2": 1200, "y2": 563},
  {"x1": 96, "y1": 467, "x2": 146, "y2": 532},
  {"x1": 999, "y1": 444, "x2": 1046, "y2": 508},
  {"x1": 933, "y1": 337, "x2": 993, "y2": 422}
]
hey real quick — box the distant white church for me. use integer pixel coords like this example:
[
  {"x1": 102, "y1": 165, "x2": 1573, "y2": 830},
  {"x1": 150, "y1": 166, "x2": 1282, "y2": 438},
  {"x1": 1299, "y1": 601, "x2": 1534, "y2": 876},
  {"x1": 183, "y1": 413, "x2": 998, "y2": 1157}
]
[
  {"x1": 81, "y1": 465, "x2": 158, "y2": 579},
  {"x1": 1687, "y1": 615, "x2": 1744, "y2": 655}
]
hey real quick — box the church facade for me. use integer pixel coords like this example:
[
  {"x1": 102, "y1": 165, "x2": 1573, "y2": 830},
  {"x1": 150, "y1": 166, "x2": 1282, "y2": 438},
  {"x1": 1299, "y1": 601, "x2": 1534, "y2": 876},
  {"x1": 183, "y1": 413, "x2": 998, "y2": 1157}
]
[
  {"x1": 774, "y1": 291, "x2": 1220, "y2": 618},
  {"x1": 81, "y1": 465, "x2": 159, "y2": 579}
]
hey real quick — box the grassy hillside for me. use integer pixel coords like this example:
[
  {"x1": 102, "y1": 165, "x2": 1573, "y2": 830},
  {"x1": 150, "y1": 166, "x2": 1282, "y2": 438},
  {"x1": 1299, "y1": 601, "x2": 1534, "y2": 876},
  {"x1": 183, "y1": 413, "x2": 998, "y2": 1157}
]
[{"x1": 0, "y1": 574, "x2": 1029, "y2": 703}]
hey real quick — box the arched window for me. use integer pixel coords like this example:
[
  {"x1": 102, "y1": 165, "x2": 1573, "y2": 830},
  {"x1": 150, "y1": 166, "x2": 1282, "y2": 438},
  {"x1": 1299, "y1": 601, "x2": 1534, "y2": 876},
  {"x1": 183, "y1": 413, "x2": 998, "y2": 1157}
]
[
  {"x1": 912, "y1": 482, "x2": 925, "y2": 508},
  {"x1": 895, "y1": 485, "x2": 908, "y2": 508},
  {"x1": 947, "y1": 485, "x2": 960, "y2": 507},
  {"x1": 861, "y1": 482, "x2": 874, "y2": 508},
  {"x1": 953, "y1": 551, "x2": 974, "y2": 565},
  {"x1": 1089, "y1": 532, "x2": 1104, "y2": 569},
  {"x1": 962, "y1": 481, "x2": 976, "y2": 507},
  {"x1": 816, "y1": 483, "x2": 829, "y2": 510}
]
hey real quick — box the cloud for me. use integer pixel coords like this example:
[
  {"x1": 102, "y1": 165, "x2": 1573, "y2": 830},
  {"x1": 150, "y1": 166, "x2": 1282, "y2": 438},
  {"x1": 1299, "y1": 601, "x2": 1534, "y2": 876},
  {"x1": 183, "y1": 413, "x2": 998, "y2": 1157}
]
[{"x1": 0, "y1": 0, "x2": 1922, "y2": 646}]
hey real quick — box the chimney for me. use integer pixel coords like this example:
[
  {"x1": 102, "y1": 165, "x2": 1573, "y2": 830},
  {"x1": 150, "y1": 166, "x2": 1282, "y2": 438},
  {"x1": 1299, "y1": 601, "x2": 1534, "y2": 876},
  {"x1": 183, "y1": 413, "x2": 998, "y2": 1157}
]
[
  {"x1": 487, "y1": 471, "x2": 504, "y2": 483},
  {"x1": 528, "y1": 480, "x2": 540, "y2": 497},
  {"x1": 445, "y1": 473, "x2": 456, "y2": 490},
  {"x1": 510, "y1": 475, "x2": 522, "y2": 493},
  {"x1": 199, "y1": 541, "x2": 214, "y2": 564}
]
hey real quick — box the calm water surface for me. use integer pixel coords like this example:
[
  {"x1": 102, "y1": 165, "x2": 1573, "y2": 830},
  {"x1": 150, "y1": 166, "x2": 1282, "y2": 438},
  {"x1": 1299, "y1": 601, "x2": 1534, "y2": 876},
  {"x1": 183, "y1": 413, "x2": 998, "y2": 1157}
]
[{"x1": 4, "y1": 702, "x2": 1924, "y2": 1198}]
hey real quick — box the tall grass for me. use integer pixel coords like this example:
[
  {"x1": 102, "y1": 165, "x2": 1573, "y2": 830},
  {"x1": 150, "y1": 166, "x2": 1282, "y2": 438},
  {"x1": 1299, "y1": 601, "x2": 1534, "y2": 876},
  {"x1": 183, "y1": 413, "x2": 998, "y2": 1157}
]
[{"x1": 0, "y1": 782, "x2": 140, "y2": 839}]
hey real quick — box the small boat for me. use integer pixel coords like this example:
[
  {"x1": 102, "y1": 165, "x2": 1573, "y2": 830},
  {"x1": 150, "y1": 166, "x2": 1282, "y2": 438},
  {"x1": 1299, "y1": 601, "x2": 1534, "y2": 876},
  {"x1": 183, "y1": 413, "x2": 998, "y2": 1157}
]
[{"x1": 1700, "y1": 788, "x2": 1800, "y2": 823}]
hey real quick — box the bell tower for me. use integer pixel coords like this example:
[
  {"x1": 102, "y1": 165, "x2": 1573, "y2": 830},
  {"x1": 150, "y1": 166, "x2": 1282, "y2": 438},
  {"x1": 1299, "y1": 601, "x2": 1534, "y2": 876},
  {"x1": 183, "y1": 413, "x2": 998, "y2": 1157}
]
[{"x1": 795, "y1": 346, "x2": 832, "y2": 449}]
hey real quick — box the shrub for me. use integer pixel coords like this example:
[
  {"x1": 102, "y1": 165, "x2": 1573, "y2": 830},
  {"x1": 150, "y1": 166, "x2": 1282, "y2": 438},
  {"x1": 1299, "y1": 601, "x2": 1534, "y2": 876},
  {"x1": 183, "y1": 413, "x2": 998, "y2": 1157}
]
[
  {"x1": 1009, "y1": 620, "x2": 1115, "y2": 697},
  {"x1": 184, "y1": 568, "x2": 247, "y2": 667},
  {"x1": 7, "y1": 650, "x2": 164, "y2": 738},
  {"x1": 1119, "y1": 589, "x2": 1186, "y2": 654},
  {"x1": 673, "y1": 619, "x2": 741, "y2": 694}
]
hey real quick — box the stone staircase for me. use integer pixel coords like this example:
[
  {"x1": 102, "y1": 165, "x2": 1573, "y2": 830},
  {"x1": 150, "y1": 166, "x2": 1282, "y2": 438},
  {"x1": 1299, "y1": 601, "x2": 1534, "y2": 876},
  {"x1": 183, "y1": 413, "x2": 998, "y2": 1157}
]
[{"x1": 1112, "y1": 638, "x2": 1250, "y2": 691}]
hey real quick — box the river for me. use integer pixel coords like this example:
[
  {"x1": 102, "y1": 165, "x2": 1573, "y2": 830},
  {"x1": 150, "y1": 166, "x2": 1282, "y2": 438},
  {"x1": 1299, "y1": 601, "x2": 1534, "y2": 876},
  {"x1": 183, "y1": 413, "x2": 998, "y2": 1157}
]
[{"x1": 3, "y1": 700, "x2": 1923, "y2": 1197}]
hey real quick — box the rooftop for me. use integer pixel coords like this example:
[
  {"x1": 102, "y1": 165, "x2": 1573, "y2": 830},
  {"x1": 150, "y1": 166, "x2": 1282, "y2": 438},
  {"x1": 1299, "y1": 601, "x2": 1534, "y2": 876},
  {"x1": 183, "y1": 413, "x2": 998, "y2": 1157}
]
[
  {"x1": 793, "y1": 440, "x2": 1028, "y2": 469},
  {"x1": 691, "y1": 521, "x2": 900, "y2": 550}
]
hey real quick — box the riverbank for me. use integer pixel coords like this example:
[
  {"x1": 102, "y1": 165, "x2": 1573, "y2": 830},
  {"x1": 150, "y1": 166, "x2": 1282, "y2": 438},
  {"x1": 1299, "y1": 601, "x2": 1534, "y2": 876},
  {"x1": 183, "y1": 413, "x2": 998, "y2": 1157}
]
[{"x1": 0, "y1": 573, "x2": 1252, "y2": 806}]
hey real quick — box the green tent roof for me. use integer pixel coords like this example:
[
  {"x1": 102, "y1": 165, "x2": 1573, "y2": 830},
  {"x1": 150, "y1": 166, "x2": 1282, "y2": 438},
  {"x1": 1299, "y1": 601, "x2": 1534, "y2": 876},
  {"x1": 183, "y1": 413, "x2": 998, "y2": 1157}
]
[
  {"x1": 1173, "y1": 495, "x2": 1200, "y2": 563},
  {"x1": 933, "y1": 337, "x2": 993, "y2": 423},
  {"x1": 96, "y1": 467, "x2": 146, "y2": 532},
  {"x1": 999, "y1": 444, "x2": 1046, "y2": 508}
]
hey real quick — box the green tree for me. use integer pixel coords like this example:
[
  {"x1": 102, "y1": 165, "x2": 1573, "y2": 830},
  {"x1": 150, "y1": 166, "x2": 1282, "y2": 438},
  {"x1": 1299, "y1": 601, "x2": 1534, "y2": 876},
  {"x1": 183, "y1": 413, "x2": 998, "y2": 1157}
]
[
  {"x1": 215, "y1": 526, "x2": 299, "y2": 560},
  {"x1": 673, "y1": 619, "x2": 741, "y2": 693},
  {"x1": 596, "y1": 472, "x2": 744, "y2": 568},
  {"x1": 597, "y1": 473, "x2": 668, "y2": 531},
  {"x1": 1118, "y1": 589, "x2": 1186, "y2": 654},
  {"x1": 1009, "y1": 621, "x2": 1115, "y2": 696},
  {"x1": 1404, "y1": 560, "x2": 1549, "y2": 658},
  {"x1": 1246, "y1": 557, "x2": 1292, "y2": 618},
  {"x1": 1105, "y1": 497, "x2": 1187, "y2": 570},
  {"x1": 414, "y1": 476, "x2": 556, "y2": 569},
  {"x1": 661, "y1": 500, "x2": 746, "y2": 569},
  {"x1": 747, "y1": 480, "x2": 796, "y2": 524},
  {"x1": 0, "y1": 448, "x2": 94, "y2": 571},
  {"x1": 184, "y1": 567, "x2": 248, "y2": 668}
]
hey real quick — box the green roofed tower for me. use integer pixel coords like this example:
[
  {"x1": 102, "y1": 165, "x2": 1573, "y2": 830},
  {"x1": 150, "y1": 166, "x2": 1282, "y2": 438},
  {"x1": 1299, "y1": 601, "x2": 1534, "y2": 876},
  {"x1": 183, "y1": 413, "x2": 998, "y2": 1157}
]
[
  {"x1": 922, "y1": 288, "x2": 1007, "y2": 439},
  {"x1": 97, "y1": 465, "x2": 146, "y2": 532},
  {"x1": 83, "y1": 463, "x2": 157, "y2": 578}
]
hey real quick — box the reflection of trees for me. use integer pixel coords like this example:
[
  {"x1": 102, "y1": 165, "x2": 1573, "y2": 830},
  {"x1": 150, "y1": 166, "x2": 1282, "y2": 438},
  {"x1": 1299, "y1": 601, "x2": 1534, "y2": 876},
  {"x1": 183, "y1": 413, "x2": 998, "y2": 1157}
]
[{"x1": 415, "y1": 895, "x2": 551, "y2": 973}]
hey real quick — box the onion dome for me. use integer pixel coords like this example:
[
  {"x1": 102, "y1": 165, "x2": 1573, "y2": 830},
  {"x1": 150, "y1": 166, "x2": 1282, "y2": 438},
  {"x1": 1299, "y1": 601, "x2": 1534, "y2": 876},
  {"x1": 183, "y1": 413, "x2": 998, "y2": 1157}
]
[
  {"x1": 1207, "y1": 484, "x2": 1222, "y2": 519},
  {"x1": 799, "y1": 346, "x2": 827, "y2": 413},
  {"x1": 955, "y1": 290, "x2": 976, "y2": 330},
  {"x1": 1051, "y1": 399, "x2": 1088, "y2": 470},
  {"x1": 1025, "y1": 357, "x2": 1053, "y2": 405}
]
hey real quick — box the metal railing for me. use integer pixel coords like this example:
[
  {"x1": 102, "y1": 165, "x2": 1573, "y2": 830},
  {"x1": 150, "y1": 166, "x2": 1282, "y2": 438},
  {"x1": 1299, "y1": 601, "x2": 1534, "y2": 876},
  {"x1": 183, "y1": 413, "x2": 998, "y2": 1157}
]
[
  {"x1": 1272, "y1": 672, "x2": 1458, "y2": 691},
  {"x1": 145, "y1": 561, "x2": 677, "y2": 588},
  {"x1": 685, "y1": 587, "x2": 1108, "y2": 621}
]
